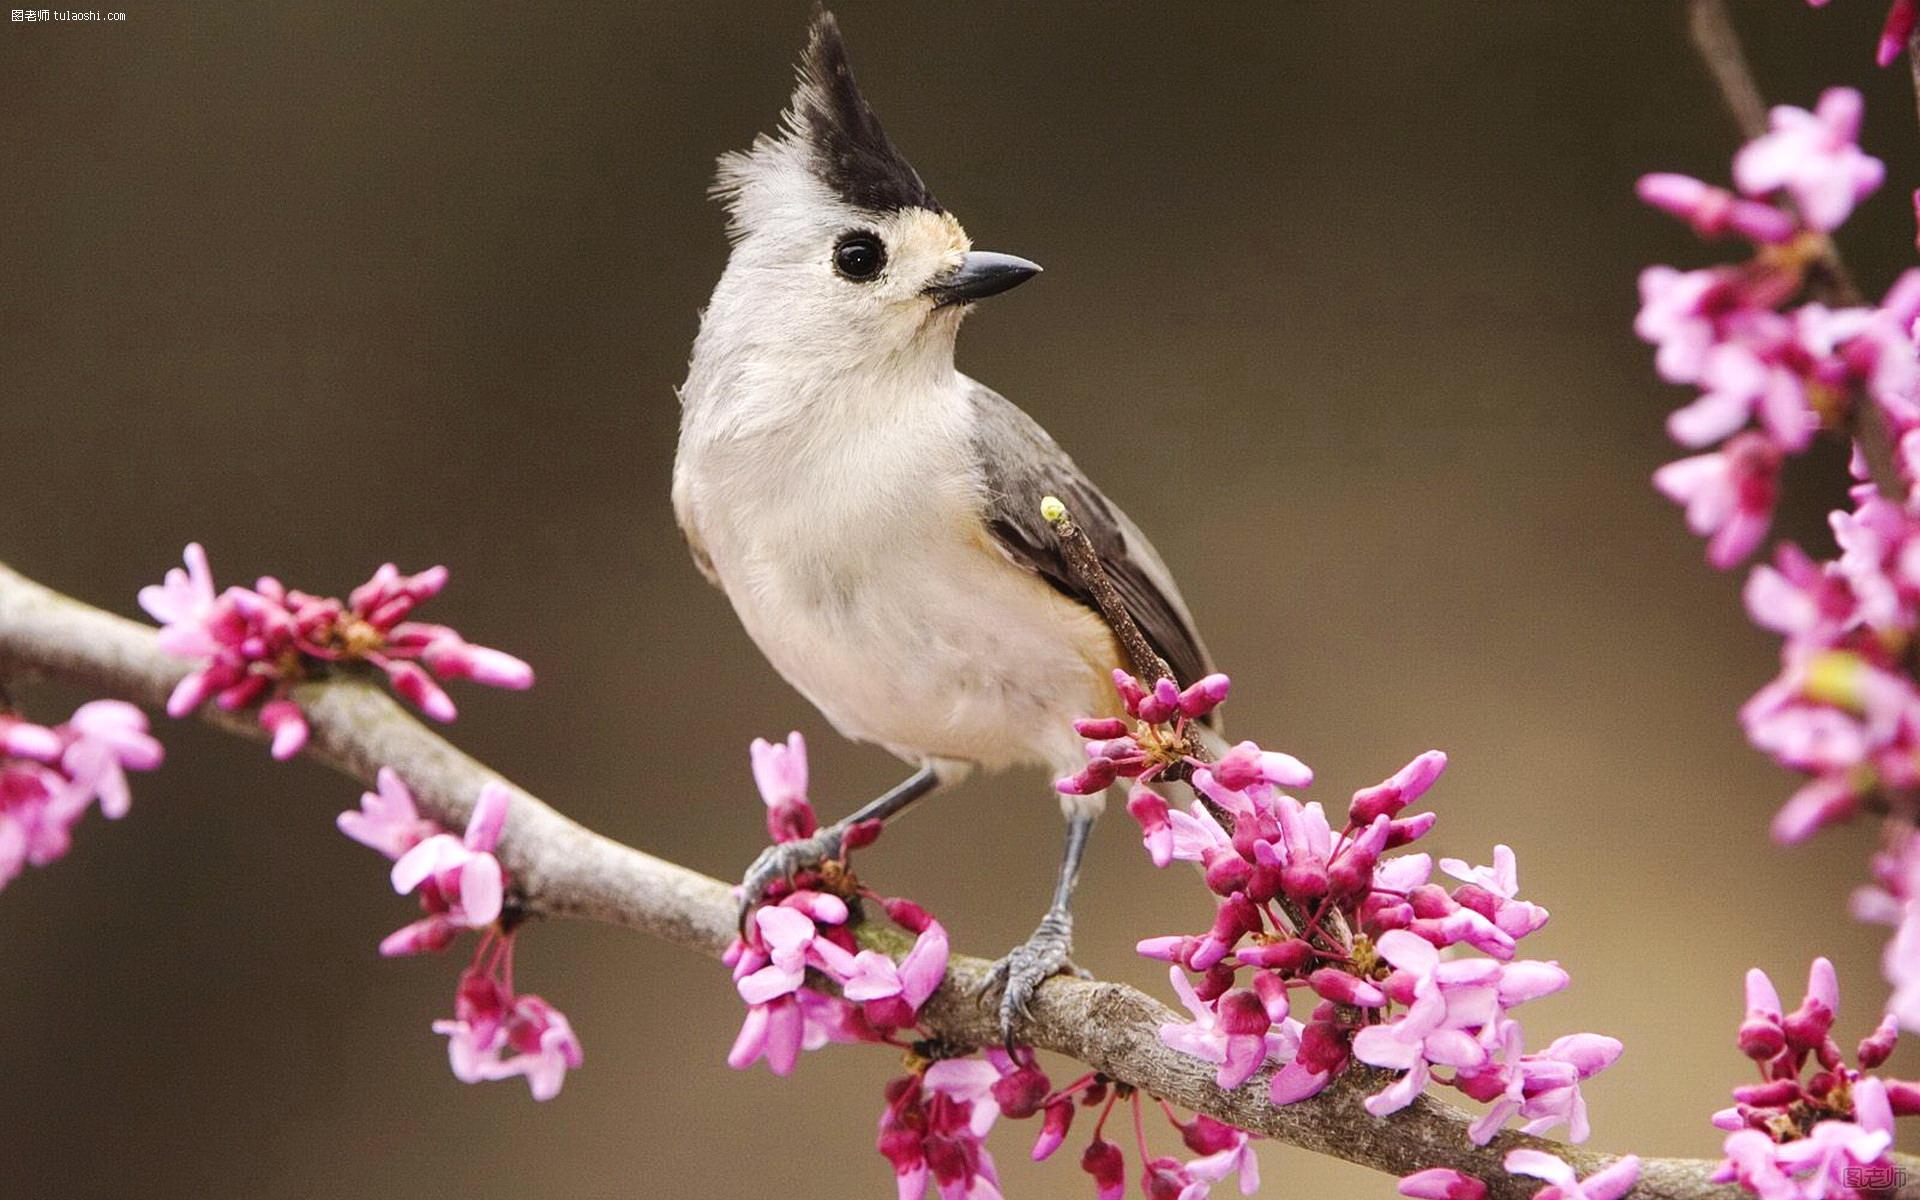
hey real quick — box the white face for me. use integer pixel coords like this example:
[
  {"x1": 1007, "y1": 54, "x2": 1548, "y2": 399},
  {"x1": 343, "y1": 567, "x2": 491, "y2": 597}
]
[{"x1": 707, "y1": 141, "x2": 973, "y2": 366}]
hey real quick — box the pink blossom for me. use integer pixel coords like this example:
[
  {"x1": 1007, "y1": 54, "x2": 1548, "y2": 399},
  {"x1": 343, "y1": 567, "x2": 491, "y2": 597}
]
[
  {"x1": 1398, "y1": 1168, "x2": 1488, "y2": 1200},
  {"x1": 1667, "y1": 338, "x2": 1817, "y2": 452},
  {"x1": 1159, "y1": 965, "x2": 1301, "y2": 1091},
  {"x1": 383, "y1": 781, "x2": 510, "y2": 956},
  {"x1": 140, "y1": 545, "x2": 534, "y2": 757},
  {"x1": 58, "y1": 701, "x2": 162, "y2": 821},
  {"x1": 1638, "y1": 172, "x2": 1799, "y2": 244},
  {"x1": 1503, "y1": 1151, "x2": 1640, "y2": 1200},
  {"x1": 1182, "y1": 1123, "x2": 1260, "y2": 1197},
  {"x1": 751, "y1": 730, "x2": 817, "y2": 843},
  {"x1": 0, "y1": 700, "x2": 164, "y2": 891},
  {"x1": 431, "y1": 945, "x2": 583, "y2": 1100},
  {"x1": 879, "y1": 1062, "x2": 1005, "y2": 1200},
  {"x1": 337, "y1": 766, "x2": 438, "y2": 860},
  {"x1": 1733, "y1": 88, "x2": 1884, "y2": 232},
  {"x1": 1654, "y1": 432, "x2": 1785, "y2": 568},
  {"x1": 835, "y1": 919, "x2": 950, "y2": 1027}
]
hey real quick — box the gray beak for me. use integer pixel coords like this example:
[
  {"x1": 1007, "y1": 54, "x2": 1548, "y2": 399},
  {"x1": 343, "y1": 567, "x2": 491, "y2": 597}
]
[{"x1": 927, "y1": 251, "x2": 1042, "y2": 307}]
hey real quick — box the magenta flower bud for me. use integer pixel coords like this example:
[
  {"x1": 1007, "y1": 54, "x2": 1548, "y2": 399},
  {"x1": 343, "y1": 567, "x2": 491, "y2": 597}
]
[
  {"x1": 1203, "y1": 850, "x2": 1252, "y2": 896},
  {"x1": 1126, "y1": 784, "x2": 1174, "y2": 868},
  {"x1": 1074, "y1": 716, "x2": 1130, "y2": 740},
  {"x1": 1351, "y1": 750, "x2": 1448, "y2": 824},
  {"x1": 1782, "y1": 957, "x2": 1839, "y2": 1051},
  {"x1": 1136, "y1": 688, "x2": 1177, "y2": 725},
  {"x1": 1080, "y1": 1136, "x2": 1126, "y2": 1200},
  {"x1": 1237, "y1": 937, "x2": 1314, "y2": 973},
  {"x1": 1211, "y1": 743, "x2": 1263, "y2": 791},
  {"x1": 842, "y1": 818, "x2": 884, "y2": 851},
  {"x1": 1637, "y1": 172, "x2": 1798, "y2": 243},
  {"x1": 1055, "y1": 756, "x2": 1119, "y2": 796},
  {"x1": 1348, "y1": 787, "x2": 1404, "y2": 827},
  {"x1": 1858, "y1": 1012, "x2": 1899, "y2": 1069},
  {"x1": 1244, "y1": 855, "x2": 1284, "y2": 903},
  {"x1": 1252, "y1": 968, "x2": 1291, "y2": 1019},
  {"x1": 862, "y1": 995, "x2": 915, "y2": 1031},
  {"x1": 1136, "y1": 935, "x2": 1196, "y2": 964},
  {"x1": 1308, "y1": 967, "x2": 1386, "y2": 1008},
  {"x1": 1282, "y1": 861, "x2": 1329, "y2": 903},
  {"x1": 386, "y1": 660, "x2": 458, "y2": 722},
  {"x1": 1737, "y1": 1018, "x2": 1786, "y2": 1061},
  {"x1": 1177, "y1": 673, "x2": 1232, "y2": 719},
  {"x1": 379, "y1": 915, "x2": 458, "y2": 957},
  {"x1": 1731, "y1": 1079, "x2": 1802, "y2": 1107},
  {"x1": 1216, "y1": 988, "x2": 1271, "y2": 1037},
  {"x1": 1112, "y1": 669, "x2": 1146, "y2": 715},
  {"x1": 1363, "y1": 896, "x2": 1413, "y2": 932},
  {"x1": 1886, "y1": 1079, "x2": 1920, "y2": 1116},
  {"x1": 1296, "y1": 1018, "x2": 1351, "y2": 1074},
  {"x1": 422, "y1": 640, "x2": 535, "y2": 690},
  {"x1": 1399, "y1": 1168, "x2": 1489, "y2": 1200},
  {"x1": 881, "y1": 896, "x2": 933, "y2": 934},
  {"x1": 1879, "y1": 0, "x2": 1917, "y2": 68},
  {"x1": 1386, "y1": 812, "x2": 1438, "y2": 847},
  {"x1": 1409, "y1": 884, "x2": 1456, "y2": 919},
  {"x1": 259, "y1": 699, "x2": 309, "y2": 760},
  {"x1": 1194, "y1": 962, "x2": 1238, "y2": 1003},
  {"x1": 1449, "y1": 882, "x2": 1497, "y2": 920},
  {"x1": 1032, "y1": 1096, "x2": 1075, "y2": 1161},
  {"x1": 1178, "y1": 1114, "x2": 1244, "y2": 1157},
  {"x1": 991, "y1": 1063, "x2": 1051, "y2": 1119},
  {"x1": 1193, "y1": 894, "x2": 1259, "y2": 970},
  {"x1": 215, "y1": 673, "x2": 269, "y2": 711}
]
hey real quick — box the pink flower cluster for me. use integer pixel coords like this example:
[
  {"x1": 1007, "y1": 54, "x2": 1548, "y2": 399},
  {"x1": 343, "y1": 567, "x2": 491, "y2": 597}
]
[
  {"x1": 1711, "y1": 959, "x2": 1912, "y2": 1200},
  {"x1": 1636, "y1": 89, "x2": 1913, "y2": 568},
  {"x1": 1738, "y1": 489, "x2": 1920, "y2": 847},
  {"x1": 339, "y1": 769, "x2": 582, "y2": 1100},
  {"x1": 728, "y1": 733, "x2": 1264, "y2": 1199},
  {"x1": 884, "y1": 1047, "x2": 1263, "y2": 1200},
  {"x1": 726, "y1": 733, "x2": 951, "y2": 1077},
  {"x1": 1806, "y1": 0, "x2": 1918, "y2": 68},
  {"x1": 0, "y1": 700, "x2": 162, "y2": 891},
  {"x1": 1025, "y1": 1069, "x2": 1259, "y2": 1200},
  {"x1": 1857, "y1": 826, "x2": 1920, "y2": 1032},
  {"x1": 141, "y1": 544, "x2": 533, "y2": 759},
  {"x1": 1078, "y1": 671, "x2": 1619, "y2": 1143}
]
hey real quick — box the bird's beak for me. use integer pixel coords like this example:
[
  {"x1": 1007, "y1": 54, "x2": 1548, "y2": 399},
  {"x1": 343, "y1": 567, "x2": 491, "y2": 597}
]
[{"x1": 926, "y1": 251, "x2": 1042, "y2": 307}]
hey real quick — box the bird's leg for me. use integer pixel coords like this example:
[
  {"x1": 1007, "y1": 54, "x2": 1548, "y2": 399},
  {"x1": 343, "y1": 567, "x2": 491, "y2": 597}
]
[
  {"x1": 736, "y1": 765, "x2": 941, "y2": 929},
  {"x1": 982, "y1": 809, "x2": 1095, "y2": 1045}
]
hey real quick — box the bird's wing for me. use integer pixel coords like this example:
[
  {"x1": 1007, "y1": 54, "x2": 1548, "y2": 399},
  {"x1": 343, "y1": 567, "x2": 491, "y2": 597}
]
[{"x1": 966, "y1": 380, "x2": 1217, "y2": 711}]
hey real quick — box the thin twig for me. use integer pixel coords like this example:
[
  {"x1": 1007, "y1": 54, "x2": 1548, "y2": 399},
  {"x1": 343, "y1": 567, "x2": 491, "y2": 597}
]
[
  {"x1": 1686, "y1": 0, "x2": 1904, "y2": 498},
  {"x1": 1040, "y1": 495, "x2": 1178, "y2": 686},
  {"x1": 0, "y1": 557, "x2": 1867, "y2": 1200}
]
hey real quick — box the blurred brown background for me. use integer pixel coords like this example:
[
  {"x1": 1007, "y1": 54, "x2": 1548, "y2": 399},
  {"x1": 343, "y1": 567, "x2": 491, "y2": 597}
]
[{"x1": 3, "y1": 2, "x2": 1917, "y2": 1196}]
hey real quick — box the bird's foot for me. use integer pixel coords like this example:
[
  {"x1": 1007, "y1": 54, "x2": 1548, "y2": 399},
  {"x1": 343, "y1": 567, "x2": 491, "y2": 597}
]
[
  {"x1": 735, "y1": 826, "x2": 846, "y2": 933},
  {"x1": 979, "y1": 910, "x2": 1085, "y2": 1046}
]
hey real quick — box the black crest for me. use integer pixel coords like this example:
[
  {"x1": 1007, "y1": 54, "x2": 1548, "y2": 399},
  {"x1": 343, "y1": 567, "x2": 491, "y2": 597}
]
[{"x1": 789, "y1": 9, "x2": 941, "y2": 214}]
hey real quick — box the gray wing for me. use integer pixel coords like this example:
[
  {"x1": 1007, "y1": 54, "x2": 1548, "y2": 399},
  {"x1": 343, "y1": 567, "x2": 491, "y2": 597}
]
[{"x1": 966, "y1": 381, "x2": 1217, "y2": 708}]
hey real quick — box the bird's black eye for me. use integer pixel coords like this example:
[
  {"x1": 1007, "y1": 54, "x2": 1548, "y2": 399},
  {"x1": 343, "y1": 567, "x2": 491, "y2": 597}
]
[{"x1": 832, "y1": 233, "x2": 886, "y2": 282}]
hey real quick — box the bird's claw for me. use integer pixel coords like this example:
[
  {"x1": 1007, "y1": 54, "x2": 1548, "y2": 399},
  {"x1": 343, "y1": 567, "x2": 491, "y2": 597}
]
[
  {"x1": 735, "y1": 827, "x2": 844, "y2": 933},
  {"x1": 978, "y1": 911, "x2": 1077, "y2": 1047}
]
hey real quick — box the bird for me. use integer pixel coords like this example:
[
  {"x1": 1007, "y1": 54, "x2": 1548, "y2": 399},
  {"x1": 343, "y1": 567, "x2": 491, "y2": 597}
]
[{"x1": 673, "y1": 9, "x2": 1217, "y2": 1038}]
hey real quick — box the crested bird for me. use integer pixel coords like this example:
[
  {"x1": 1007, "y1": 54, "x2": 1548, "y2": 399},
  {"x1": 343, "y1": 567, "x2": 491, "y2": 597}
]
[{"x1": 673, "y1": 10, "x2": 1217, "y2": 1038}]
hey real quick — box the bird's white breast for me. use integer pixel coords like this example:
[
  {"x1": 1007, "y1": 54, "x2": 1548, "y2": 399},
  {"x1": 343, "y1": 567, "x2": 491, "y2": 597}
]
[{"x1": 675, "y1": 370, "x2": 1117, "y2": 775}]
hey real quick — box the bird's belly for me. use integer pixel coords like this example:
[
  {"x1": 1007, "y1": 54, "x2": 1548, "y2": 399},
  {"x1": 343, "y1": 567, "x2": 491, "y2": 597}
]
[{"x1": 722, "y1": 536, "x2": 1121, "y2": 773}]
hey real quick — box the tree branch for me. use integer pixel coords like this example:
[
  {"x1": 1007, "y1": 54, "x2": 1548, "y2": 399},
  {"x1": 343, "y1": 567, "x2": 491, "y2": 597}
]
[{"x1": 0, "y1": 557, "x2": 1856, "y2": 1200}]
